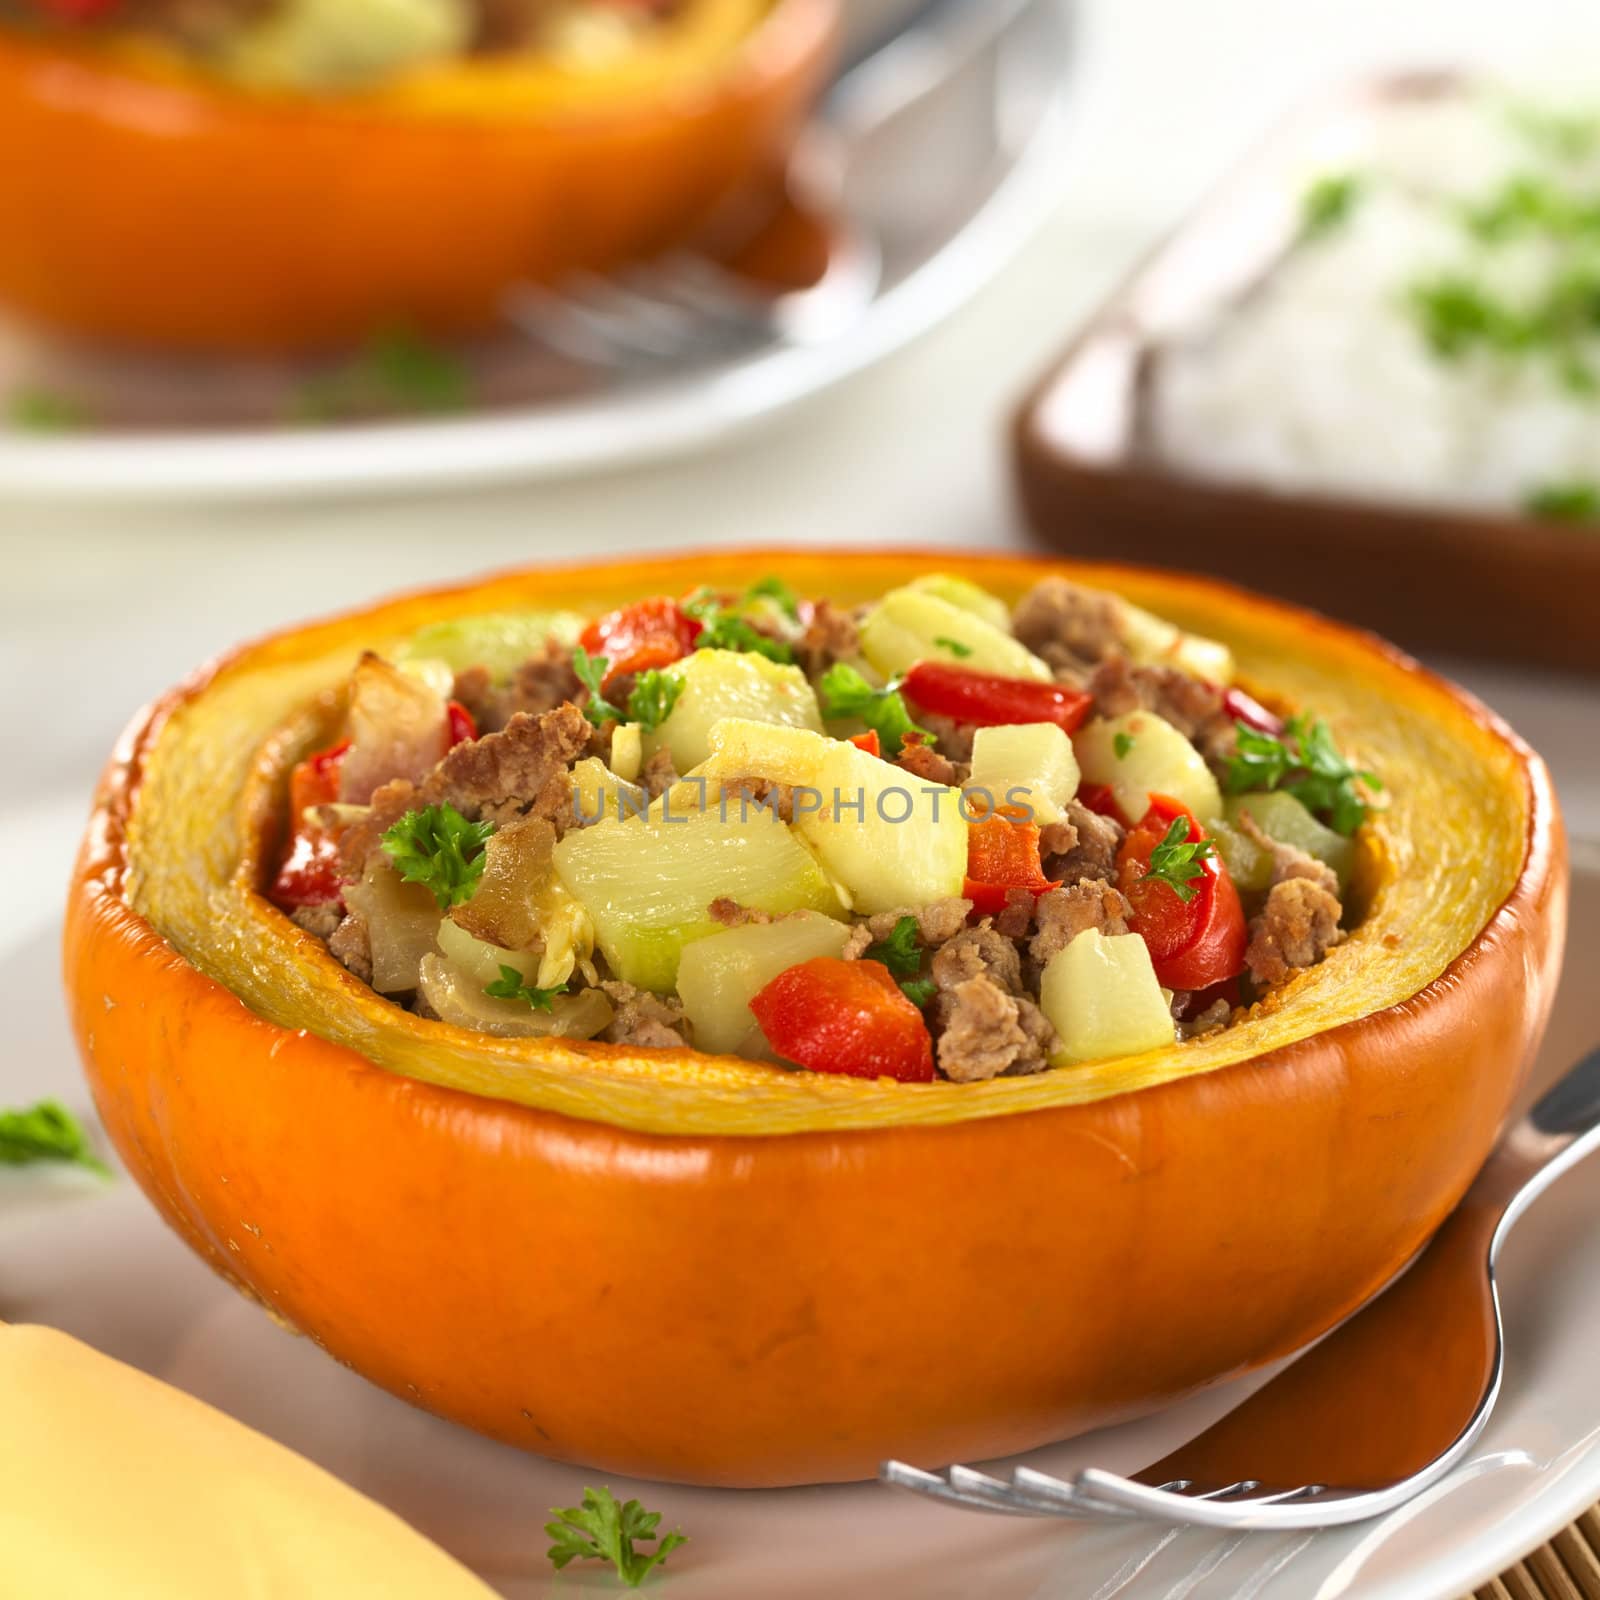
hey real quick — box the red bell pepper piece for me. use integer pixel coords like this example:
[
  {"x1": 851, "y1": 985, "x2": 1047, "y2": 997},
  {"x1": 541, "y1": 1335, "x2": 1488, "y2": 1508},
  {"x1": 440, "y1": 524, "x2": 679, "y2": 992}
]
[
  {"x1": 271, "y1": 738, "x2": 351, "y2": 910},
  {"x1": 1223, "y1": 686, "x2": 1285, "y2": 738},
  {"x1": 580, "y1": 597, "x2": 700, "y2": 687},
  {"x1": 902, "y1": 661, "x2": 1093, "y2": 732},
  {"x1": 962, "y1": 812, "x2": 1060, "y2": 916},
  {"x1": 1075, "y1": 782, "x2": 1129, "y2": 826},
  {"x1": 1117, "y1": 796, "x2": 1246, "y2": 992},
  {"x1": 848, "y1": 729, "x2": 882, "y2": 757},
  {"x1": 749, "y1": 958, "x2": 935, "y2": 1082},
  {"x1": 446, "y1": 699, "x2": 478, "y2": 747}
]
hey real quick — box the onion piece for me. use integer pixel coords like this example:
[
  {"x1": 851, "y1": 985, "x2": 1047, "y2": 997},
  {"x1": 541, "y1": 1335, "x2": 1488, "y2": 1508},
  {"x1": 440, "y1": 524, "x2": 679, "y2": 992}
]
[
  {"x1": 343, "y1": 861, "x2": 442, "y2": 995},
  {"x1": 339, "y1": 653, "x2": 449, "y2": 803},
  {"x1": 417, "y1": 955, "x2": 613, "y2": 1040}
]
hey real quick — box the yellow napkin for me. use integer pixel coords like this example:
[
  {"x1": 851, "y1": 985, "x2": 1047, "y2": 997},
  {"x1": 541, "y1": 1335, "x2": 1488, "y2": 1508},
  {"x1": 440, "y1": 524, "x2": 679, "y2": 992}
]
[{"x1": 0, "y1": 1323, "x2": 498, "y2": 1598}]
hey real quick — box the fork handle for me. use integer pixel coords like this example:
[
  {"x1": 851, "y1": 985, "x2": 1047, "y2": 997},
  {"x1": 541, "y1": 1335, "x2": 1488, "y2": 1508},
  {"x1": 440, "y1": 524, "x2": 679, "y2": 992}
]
[{"x1": 1464, "y1": 1045, "x2": 1600, "y2": 1256}]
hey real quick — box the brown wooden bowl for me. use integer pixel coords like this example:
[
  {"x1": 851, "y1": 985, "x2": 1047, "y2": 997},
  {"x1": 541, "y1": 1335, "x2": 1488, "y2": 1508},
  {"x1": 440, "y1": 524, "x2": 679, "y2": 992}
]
[{"x1": 1012, "y1": 73, "x2": 1600, "y2": 675}]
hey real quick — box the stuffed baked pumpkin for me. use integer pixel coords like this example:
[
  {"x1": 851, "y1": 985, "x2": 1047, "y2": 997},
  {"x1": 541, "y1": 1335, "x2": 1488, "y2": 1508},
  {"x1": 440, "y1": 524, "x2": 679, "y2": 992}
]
[
  {"x1": 0, "y1": 0, "x2": 834, "y2": 351},
  {"x1": 64, "y1": 550, "x2": 1566, "y2": 1485}
]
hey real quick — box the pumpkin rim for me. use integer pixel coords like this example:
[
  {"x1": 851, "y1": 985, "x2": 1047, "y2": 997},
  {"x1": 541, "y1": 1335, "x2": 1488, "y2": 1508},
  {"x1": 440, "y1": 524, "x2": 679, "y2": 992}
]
[
  {"x1": 0, "y1": 0, "x2": 831, "y2": 129},
  {"x1": 85, "y1": 547, "x2": 1561, "y2": 1138}
]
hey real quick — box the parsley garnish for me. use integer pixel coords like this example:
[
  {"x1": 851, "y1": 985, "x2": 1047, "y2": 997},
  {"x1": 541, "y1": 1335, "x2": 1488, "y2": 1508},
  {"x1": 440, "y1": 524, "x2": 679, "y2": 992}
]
[
  {"x1": 683, "y1": 588, "x2": 795, "y2": 663},
  {"x1": 1222, "y1": 715, "x2": 1380, "y2": 837},
  {"x1": 573, "y1": 650, "x2": 684, "y2": 731},
  {"x1": 0, "y1": 1101, "x2": 110, "y2": 1177},
  {"x1": 626, "y1": 669, "x2": 684, "y2": 734},
  {"x1": 862, "y1": 915, "x2": 937, "y2": 1005},
  {"x1": 934, "y1": 635, "x2": 973, "y2": 658},
  {"x1": 573, "y1": 646, "x2": 622, "y2": 726},
  {"x1": 296, "y1": 328, "x2": 469, "y2": 421},
  {"x1": 1113, "y1": 731, "x2": 1136, "y2": 759},
  {"x1": 380, "y1": 803, "x2": 495, "y2": 908},
  {"x1": 483, "y1": 967, "x2": 567, "y2": 1011},
  {"x1": 545, "y1": 1487, "x2": 687, "y2": 1588},
  {"x1": 744, "y1": 575, "x2": 801, "y2": 621},
  {"x1": 9, "y1": 388, "x2": 88, "y2": 432},
  {"x1": 1525, "y1": 478, "x2": 1600, "y2": 521},
  {"x1": 819, "y1": 664, "x2": 928, "y2": 759},
  {"x1": 1301, "y1": 173, "x2": 1363, "y2": 241},
  {"x1": 1142, "y1": 817, "x2": 1215, "y2": 903}
]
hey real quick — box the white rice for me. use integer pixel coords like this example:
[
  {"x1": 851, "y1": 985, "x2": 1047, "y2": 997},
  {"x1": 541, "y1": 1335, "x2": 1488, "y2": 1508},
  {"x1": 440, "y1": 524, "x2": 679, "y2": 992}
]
[{"x1": 1150, "y1": 92, "x2": 1600, "y2": 515}]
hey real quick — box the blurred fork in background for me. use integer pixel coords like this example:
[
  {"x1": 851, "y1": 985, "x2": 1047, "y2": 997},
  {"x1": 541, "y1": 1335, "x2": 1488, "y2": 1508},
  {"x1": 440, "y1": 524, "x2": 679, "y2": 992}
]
[{"x1": 505, "y1": 0, "x2": 1064, "y2": 371}]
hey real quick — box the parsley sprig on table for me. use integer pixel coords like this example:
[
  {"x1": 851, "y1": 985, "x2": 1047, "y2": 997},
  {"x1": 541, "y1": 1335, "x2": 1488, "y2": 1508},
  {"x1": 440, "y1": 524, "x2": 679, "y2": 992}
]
[
  {"x1": 818, "y1": 664, "x2": 928, "y2": 759},
  {"x1": 863, "y1": 916, "x2": 939, "y2": 1007},
  {"x1": 380, "y1": 803, "x2": 495, "y2": 909},
  {"x1": 1142, "y1": 818, "x2": 1215, "y2": 904},
  {"x1": 545, "y1": 1487, "x2": 687, "y2": 1588},
  {"x1": 573, "y1": 647, "x2": 684, "y2": 732},
  {"x1": 483, "y1": 967, "x2": 568, "y2": 1011},
  {"x1": 1223, "y1": 715, "x2": 1380, "y2": 837},
  {"x1": 0, "y1": 1101, "x2": 110, "y2": 1177}
]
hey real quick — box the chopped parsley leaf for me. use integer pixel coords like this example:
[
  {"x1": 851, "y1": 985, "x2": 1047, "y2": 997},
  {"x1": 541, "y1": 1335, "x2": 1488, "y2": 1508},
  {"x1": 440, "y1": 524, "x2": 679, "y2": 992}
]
[
  {"x1": 1525, "y1": 478, "x2": 1600, "y2": 521},
  {"x1": 863, "y1": 915, "x2": 937, "y2": 1006},
  {"x1": 1301, "y1": 173, "x2": 1364, "y2": 241},
  {"x1": 483, "y1": 967, "x2": 567, "y2": 1011},
  {"x1": 818, "y1": 663, "x2": 928, "y2": 759},
  {"x1": 934, "y1": 636, "x2": 974, "y2": 658},
  {"x1": 1142, "y1": 816, "x2": 1215, "y2": 904},
  {"x1": 380, "y1": 803, "x2": 495, "y2": 908},
  {"x1": 744, "y1": 575, "x2": 801, "y2": 621},
  {"x1": 573, "y1": 646, "x2": 622, "y2": 726},
  {"x1": 626, "y1": 669, "x2": 684, "y2": 734},
  {"x1": 545, "y1": 1487, "x2": 687, "y2": 1588},
  {"x1": 0, "y1": 1101, "x2": 110, "y2": 1177},
  {"x1": 1222, "y1": 715, "x2": 1380, "y2": 838}
]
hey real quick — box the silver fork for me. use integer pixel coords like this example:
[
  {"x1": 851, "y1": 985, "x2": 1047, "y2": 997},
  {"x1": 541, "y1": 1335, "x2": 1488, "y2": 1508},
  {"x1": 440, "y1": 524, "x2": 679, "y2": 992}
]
[
  {"x1": 883, "y1": 1043, "x2": 1600, "y2": 1530},
  {"x1": 503, "y1": 0, "x2": 1041, "y2": 368}
]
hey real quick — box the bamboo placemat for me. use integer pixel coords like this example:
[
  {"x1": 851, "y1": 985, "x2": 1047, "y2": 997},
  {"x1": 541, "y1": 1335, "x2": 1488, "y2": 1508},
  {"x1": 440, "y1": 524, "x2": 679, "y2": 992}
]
[{"x1": 1470, "y1": 1506, "x2": 1600, "y2": 1600}]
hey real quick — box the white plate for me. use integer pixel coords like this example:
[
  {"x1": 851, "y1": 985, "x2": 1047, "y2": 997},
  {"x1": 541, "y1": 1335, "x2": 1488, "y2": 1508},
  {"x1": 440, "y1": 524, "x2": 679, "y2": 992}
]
[
  {"x1": 3, "y1": 793, "x2": 1597, "y2": 1599},
  {"x1": 0, "y1": 0, "x2": 1077, "y2": 505}
]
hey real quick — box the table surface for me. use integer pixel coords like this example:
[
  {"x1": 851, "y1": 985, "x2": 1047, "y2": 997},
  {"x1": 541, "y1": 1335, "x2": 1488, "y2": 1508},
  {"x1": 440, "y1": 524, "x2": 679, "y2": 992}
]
[{"x1": 0, "y1": 2, "x2": 1597, "y2": 1595}]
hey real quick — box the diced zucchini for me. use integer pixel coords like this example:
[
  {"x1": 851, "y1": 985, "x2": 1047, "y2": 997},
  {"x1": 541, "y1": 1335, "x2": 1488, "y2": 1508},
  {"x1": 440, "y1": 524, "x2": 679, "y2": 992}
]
[
  {"x1": 646, "y1": 649, "x2": 823, "y2": 773},
  {"x1": 676, "y1": 911, "x2": 850, "y2": 1057},
  {"x1": 965, "y1": 723, "x2": 1080, "y2": 826},
  {"x1": 791, "y1": 740, "x2": 968, "y2": 914},
  {"x1": 859, "y1": 588, "x2": 1052, "y2": 682},
  {"x1": 906, "y1": 573, "x2": 1012, "y2": 631},
  {"x1": 342, "y1": 861, "x2": 442, "y2": 994},
  {"x1": 416, "y1": 954, "x2": 613, "y2": 1040},
  {"x1": 1075, "y1": 710, "x2": 1223, "y2": 825},
  {"x1": 1208, "y1": 820, "x2": 1273, "y2": 894},
  {"x1": 1040, "y1": 930, "x2": 1176, "y2": 1065},
  {"x1": 553, "y1": 805, "x2": 842, "y2": 993},
  {"x1": 702, "y1": 719, "x2": 834, "y2": 789},
  {"x1": 1224, "y1": 792, "x2": 1355, "y2": 892},
  {"x1": 397, "y1": 610, "x2": 585, "y2": 680},
  {"x1": 1118, "y1": 599, "x2": 1235, "y2": 685}
]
